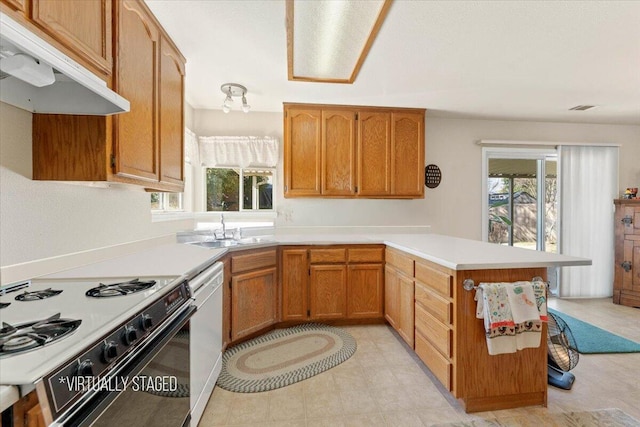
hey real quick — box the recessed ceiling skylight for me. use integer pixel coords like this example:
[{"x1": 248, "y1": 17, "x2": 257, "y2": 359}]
[{"x1": 286, "y1": 0, "x2": 393, "y2": 83}]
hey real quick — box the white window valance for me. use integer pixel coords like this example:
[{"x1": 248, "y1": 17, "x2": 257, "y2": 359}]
[
  {"x1": 198, "y1": 136, "x2": 279, "y2": 168},
  {"x1": 184, "y1": 128, "x2": 199, "y2": 164}
]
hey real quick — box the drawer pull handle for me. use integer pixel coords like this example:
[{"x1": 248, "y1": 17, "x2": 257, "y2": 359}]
[
  {"x1": 621, "y1": 261, "x2": 632, "y2": 272},
  {"x1": 621, "y1": 216, "x2": 633, "y2": 225}
]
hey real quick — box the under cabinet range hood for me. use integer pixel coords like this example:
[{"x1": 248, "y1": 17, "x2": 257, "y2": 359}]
[{"x1": 0, "y1": 12, "x2": 129, "y2": 115}]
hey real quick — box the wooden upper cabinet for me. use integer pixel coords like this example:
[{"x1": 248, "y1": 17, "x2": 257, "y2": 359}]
[
  {"x1": 322, "y1": 110, "x2": 356, "y2": 196},
  {"x1": 159, "y1": 35, "x2": 185, "y2": 188},
  {"x1": 284, "y1": 108, "x2": 322, "y2": 196},
  {"x1": 31, "y1": 0, "x2": 186, "y2": 192},
  {"x1": 392, "y1": 112, "x2": 424, "y2": 197},
  {"x1": 31, "y1": 0, "x2": 112, "y2": 75},
  {"x1": 283, "y1": 103, "x2": 425, "y2": 199},
  {"x1": 357, "y1": 111, "x2": 391, "y2": 196},
  {"x1": 2, "y1": 0, "x2": 26, "y2": 13},
  {"x1": 114, "y1": 0, "x2": 159, "y2": 182}
]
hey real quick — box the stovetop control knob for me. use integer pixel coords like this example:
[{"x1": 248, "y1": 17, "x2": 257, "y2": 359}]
[
  {"x1": 76, "y1": 359, "x2": 94, "y2": 377},
  {"x1": 102, "y1": 340, "x2": 119, "y2": 363},
  {"x1": 140, "y1": 314, "x2": 153, "y2": 331},
  {"x1": 122, "y1": 325, "x2": 137, "y2": 346}
]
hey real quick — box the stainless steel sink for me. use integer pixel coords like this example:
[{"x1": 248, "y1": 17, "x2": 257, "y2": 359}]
[
  {"x1": 188, "y1": 240, "x2": 238, "y2": 248},
  {"x1": 237, "y1": 237, "x2": 273, "y2": 245},
  {"x1": 185, "y1": 236, "x2": 274, "y2": 249}
]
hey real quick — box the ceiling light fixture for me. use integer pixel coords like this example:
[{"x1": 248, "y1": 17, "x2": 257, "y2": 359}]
[
  {"x1": 220, "y1": 83, "x2": 250, "y2": 113},
  {"x1": 286, "y1": 0, "x2": 393, "y2": 83}
]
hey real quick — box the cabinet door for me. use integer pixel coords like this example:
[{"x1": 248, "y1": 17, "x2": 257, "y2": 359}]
[
  {"x1": 322, "y1": 110, "x2": 356, "y2": 196},
  {"x1": 347, "y1": 264, "x2": 383, "y2": 319},
  {"x1": 357, "y1": 111, "x2": 391, "y2": 196},
  {"x1": 384, "y1": 265, "x2": 399, "y2": 328},
  {"x1": 158, "y1": 35, "x2": 185, "y2": 188},
  {"x1": 284, "y1": 108, "x2": 322, "y2": 196},
  {"x1": 114, "y1": 0, "x2": 159, "y2": 182},
  {"x1": 398, "y1": 272, "x2": 415, "y2": 347},
  {"x1": 2, "y1": 0, "x2": 26, "y2": 13},
  {"x1": 31, "y1": 0, "x2": 112, "y2": 75},
  {"x1": 310, "y1": 265, "x2": 347, "y2": 319},
  {"x1": 622, "y1": 237, "x2": 640, "y2": 293},
  {"x1": 222, "y1": 258, "x2": 231, "y2": 349},
  {"x1": 281, "y1": 249, "x2": 309, "y2": 321},
  {"x1": 391, "y1": 112, "x2": 424, "y2": 197},
  {"x1": 231, "y1": 267, "x2": 277, "y2": 341}
]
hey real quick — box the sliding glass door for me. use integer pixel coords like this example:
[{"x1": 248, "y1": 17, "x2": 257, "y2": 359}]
[{"x1": 483, "y1": 148, "x2": 558, "y2": 253}]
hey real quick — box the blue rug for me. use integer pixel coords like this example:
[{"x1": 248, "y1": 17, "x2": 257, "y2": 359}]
[{"x1": 548, "y1": 308, "x2": 640, "y2": 354}]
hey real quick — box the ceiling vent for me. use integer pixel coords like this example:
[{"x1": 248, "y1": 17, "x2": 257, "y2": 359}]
[{"x1": 569, "y1": 105, "x2": 598, "y2": 111}]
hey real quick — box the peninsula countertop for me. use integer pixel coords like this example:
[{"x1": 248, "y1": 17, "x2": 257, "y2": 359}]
[{"x1": 274, "y1": 233, "x2": 591, "y2": 270}]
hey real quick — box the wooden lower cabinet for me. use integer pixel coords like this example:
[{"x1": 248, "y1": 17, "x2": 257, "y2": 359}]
[
  {"x1": 231, "y1": 267, "x2": 277, "y2": 342},
  {"x1": 227, "y1": 248, "x2": 278, "y2": 343},
  {"x1": 613, "y1": 199, "x2": 640, "y2": 307},
  {"x1": 7, "y1": 390, "x2": 45, "y2": 427},
  {"x1": 280, "y1": 245, "x2": 384, "y2": 323},
  {"x1": 310, "y1": 265, "x2": 347, "y2": 319},
  {"x1": 384, "y1": 265, "x2": 399, "y2": 328},
  {"x1": 385, "y1": 248, "x2": 414, "y2": 347},
  {"x1": 281, "y1": 248, "x2": 309, "y2": 321},
  {"x1": 387, "y1": 247, "x2": 548, "y2": 413},
  {"x1": 397, "y1": 272, "x2": 415, "y2": 347},
  {"x1": 347, "y1": 264, "x2": 383, "y2": 318}
]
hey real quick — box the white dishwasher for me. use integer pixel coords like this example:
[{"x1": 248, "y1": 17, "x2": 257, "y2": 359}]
[{"x1": 188, "y1": 261, "x2": 224, "y2": 427}]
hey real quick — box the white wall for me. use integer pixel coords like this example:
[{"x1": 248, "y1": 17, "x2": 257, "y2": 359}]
[
  {"x1": 0, "y1": 103, "x2": 193, "y2": 270},
  {"x1": 193, "y1": 108, "x2": 640, "y2": 238},
  {"x1": 426, "y1": 117, "x2": 640, "y2": 240}
]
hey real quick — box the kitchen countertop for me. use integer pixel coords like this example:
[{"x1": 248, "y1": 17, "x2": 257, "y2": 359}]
[
  {"x1": 41, "y1": 243, "x2": 227, "y2": 280},
  {"x1": 274, "y1": 233, "x2": 590, "y2": 270},
  {"x1": 379, "y1": 234, "x2": 591, "y2": 270},
  {"x1": 0, "y1": 232, "x2": 589, "y2": 413}
]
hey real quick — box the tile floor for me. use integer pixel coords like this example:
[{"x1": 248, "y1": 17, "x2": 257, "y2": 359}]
[{"x1": 199, "y1": 297, "x2": 640, "y2": 426}]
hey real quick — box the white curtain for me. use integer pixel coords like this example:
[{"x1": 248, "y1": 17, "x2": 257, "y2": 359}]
[
  {"x1": 198, "y1": 136, "x2": 279, "y2": 168},
  {"x1": 184, "y1": 128, "x2": 199, "y2": 164},
  {"x1": 559, "y1": 145, "x2": 618, "y2": 297}
]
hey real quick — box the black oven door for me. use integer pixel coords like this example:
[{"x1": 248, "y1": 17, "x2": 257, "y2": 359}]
[{"x1": 62, "y1": 305, "x2": 195, "y2": 427}]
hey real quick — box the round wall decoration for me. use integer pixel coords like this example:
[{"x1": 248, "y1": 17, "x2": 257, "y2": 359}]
[{"x1": 425, "y1": 164, "x2": 442, "y2": 188}]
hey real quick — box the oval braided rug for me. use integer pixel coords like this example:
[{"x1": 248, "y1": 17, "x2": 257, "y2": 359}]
[{"x1": 217, "y1": 323, "x2": 356, "y2": 393}]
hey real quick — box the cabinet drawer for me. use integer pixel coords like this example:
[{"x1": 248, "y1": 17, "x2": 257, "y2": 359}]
[
  {"x1": 415, "y1": 281, "x2": 452, "y2": 324},
  {"x1": 348, "y1": 247, "x2": 384, "y2": 263},
  {"x1": 415, "y1": 304, "x2": 452, "y2": 358},
  {"x1": 415, "y1": 330, "x2": 451, "y2": 390},
  {"x1": 231, "y1": 249, "x2": 277, "y2": 274},
  {"x1": 415, "y1": 262, "x2": 453, "y2": 298},
  {"x1": 309, "y1": 248, "x2": 346, "y2": 263},
  {"x1": 385, "y1": 248, "x2": 414, "y2": 276}
]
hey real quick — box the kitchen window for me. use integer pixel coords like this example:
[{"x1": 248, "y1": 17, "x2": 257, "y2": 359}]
[
  {"x1": 205, "y1": 168, "x2": 274, "y2": 212},
  {"x1": 151, "y1": 192, "x2": 183, "y2": 211}
]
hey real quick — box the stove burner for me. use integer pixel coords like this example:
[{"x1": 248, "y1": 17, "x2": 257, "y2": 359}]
[
  {"x1": 0, "y1": 302, "x2": 10, "y2": 309},
  {"x1": 0, "y1": 313, "x2": 81, "y2": 357},
  {"x1": 86, "y1": 278, "x2": 156, "y2": 298},
  {"x1": 15, "y1": 288, "x2": 63, "y2": 302}
]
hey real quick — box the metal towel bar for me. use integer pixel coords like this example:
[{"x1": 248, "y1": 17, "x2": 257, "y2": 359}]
[{"x1": 463, "y1": 277, "x2": 545, "y2": 291}]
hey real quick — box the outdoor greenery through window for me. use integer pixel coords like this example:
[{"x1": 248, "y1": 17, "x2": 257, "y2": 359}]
[
  {"x1": 151, "y1": 193, "x2": 183, "y2": 211},
  {"x1": 206, "y1": 168, "x2": 273, "y2": 212}
]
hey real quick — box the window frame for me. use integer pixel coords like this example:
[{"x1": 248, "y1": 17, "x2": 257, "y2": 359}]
[
  {"x1": 151, "y1": 192, "x2": 184, "y2": 213},
  {"x1": 202, "y1": 167, "x2": 276, "y2": 214}
]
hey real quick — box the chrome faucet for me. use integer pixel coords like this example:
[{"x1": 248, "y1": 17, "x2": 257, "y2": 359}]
[{"x1": 220, "y1": 214, "x2": 226, "y2": 238}]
